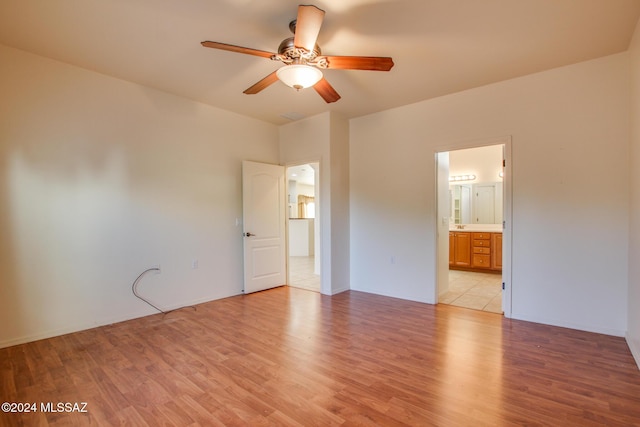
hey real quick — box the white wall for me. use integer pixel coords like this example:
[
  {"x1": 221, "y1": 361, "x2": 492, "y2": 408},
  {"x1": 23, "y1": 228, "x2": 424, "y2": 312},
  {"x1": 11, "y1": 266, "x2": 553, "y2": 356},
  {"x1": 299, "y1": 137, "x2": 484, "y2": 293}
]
[
  {"x1": 297, "y1": 183, "x2": 315, "y2": 197},
  {"x1": 279, "y1": 112, "x2": 349, "y2": 295},
  {"x1": 628, "y1": 18, "x2": 640, "y2": 366},
  {"x1": 0, "y1": 45, "x2": 279, "y2": 347},
  {"x1": 329, "y1": 114, "x2": 350, "y2": 294},
  {"x1": 449, "y1": 144, "x2": 503, "y2": 184},
  {"x1": 351, "y1": 53, "x2": 630, "y2": 335}
]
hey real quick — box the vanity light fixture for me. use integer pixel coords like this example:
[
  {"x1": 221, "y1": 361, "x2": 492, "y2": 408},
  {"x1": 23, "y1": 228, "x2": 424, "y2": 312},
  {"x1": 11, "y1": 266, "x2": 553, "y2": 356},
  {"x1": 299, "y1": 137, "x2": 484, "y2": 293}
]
[
  {"x1": 449, "y1": 174, "x2": 476, "y2": 182},
  {"x1": 498, "y1": 171, "x2": 504, "y2": 178}
]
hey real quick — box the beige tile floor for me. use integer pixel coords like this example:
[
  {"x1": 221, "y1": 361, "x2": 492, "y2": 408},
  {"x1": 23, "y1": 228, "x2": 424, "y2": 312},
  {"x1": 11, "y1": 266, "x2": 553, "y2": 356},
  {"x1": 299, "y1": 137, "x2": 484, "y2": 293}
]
[
  {"x1": 289, "y1": 258, "x2": 501, "y2": 313},
  {"x1": 289, "y1": 256, "x2": 320, "y2": 292},
  {"x1": 440, "y1": 270, "x2": 503, "y2": 314}
]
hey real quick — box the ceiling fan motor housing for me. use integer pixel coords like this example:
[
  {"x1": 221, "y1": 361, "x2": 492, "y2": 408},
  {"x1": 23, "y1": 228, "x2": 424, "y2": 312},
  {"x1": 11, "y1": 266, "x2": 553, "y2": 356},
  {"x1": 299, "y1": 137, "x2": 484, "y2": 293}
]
[{"x1": 277, "y1": 36, "x2": 321, "y2": 65}]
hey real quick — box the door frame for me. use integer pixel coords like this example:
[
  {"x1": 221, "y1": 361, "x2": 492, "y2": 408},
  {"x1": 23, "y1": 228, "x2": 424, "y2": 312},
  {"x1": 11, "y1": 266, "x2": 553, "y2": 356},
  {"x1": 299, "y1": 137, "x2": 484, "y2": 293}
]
[
  {"x1": 285, "y1": 160, "x2": 322, "y2": 292},
  {"x1": 434, "y1": 135, "x2": 513, "y2": 317}
]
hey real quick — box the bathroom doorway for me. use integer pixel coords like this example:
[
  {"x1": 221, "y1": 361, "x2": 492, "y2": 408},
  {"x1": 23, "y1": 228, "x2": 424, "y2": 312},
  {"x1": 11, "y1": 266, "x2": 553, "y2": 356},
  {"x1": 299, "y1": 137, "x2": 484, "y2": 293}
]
[
  {"x1": 286, "y1": 163, "x2": 320, "y2": 292},
  {"x1": 436, "y1": 137, "x2": 512, "y2": 317}
]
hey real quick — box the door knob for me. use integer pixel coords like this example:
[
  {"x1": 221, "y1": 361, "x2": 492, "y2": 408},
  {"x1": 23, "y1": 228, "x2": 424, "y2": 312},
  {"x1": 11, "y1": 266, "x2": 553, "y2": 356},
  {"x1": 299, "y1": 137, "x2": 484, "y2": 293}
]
[{"x1": 244, "y1": 232, "x2": 255, "y2": 237}]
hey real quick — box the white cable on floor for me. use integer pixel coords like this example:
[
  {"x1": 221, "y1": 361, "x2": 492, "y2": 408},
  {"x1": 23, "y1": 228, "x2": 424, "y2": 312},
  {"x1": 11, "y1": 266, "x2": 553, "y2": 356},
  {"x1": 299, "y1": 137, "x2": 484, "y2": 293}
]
[{"x1": 131, "y1": 267, "x2": 196, "y2": 315}]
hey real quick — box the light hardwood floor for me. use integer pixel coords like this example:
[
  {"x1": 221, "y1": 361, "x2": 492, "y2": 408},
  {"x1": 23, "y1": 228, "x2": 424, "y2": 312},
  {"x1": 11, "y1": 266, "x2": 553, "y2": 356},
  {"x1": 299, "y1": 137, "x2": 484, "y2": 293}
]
[{"x1": 1, "y1": 287, "x2": 639, "y2": 426}]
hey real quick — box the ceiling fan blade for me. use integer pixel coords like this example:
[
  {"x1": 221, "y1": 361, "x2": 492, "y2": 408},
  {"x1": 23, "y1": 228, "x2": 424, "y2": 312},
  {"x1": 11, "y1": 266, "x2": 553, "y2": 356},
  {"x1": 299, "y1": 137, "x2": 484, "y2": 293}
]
[
  {"x1": 243, "y1": 71, "x2": 279, "y2": 94},
  {"x1": 293, "y1": 5, "x2": 325, "y2": 52},
  {"x1": 201, "y1": 41, "x2": 275, "y2": 59},
  {"x1": 320, "y1": 56, "x2": 394, "y2": 71},
  {"x1": 313, "y1": 78, "x2": 341, "y2": 103}
]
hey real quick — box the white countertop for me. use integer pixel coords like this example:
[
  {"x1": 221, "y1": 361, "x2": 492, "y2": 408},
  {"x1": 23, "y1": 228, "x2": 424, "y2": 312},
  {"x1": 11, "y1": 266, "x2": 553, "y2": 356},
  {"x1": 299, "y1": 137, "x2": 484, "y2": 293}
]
[{"x1": 449, "y1": 224, "x2": 502, "y2": 233}]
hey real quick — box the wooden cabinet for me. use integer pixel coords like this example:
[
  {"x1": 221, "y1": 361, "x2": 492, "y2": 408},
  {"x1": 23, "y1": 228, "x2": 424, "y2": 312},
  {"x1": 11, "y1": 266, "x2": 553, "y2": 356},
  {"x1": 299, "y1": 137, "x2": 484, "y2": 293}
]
[
  {"x1": 472, "y1": 232, "x2": 491, "y2": 269},
  {"x1": 491, "y1": 233, "x2": 503, "y2": 270},
  {"x1": 450, "y1": 231, "x2": 502, "y2": 272},
  {"x1": 450, "y1": 232, "x2": 471, "y2": 267},
  {"x1": 449, "y1": 233, "x2": 454, "y2": 266}
]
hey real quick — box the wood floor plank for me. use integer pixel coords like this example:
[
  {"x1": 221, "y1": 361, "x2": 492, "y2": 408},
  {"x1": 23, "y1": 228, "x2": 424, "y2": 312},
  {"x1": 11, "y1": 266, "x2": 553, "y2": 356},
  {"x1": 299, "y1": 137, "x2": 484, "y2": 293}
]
[{"x1": 1, "y1": 287, "x2": 640, "y2": 426}]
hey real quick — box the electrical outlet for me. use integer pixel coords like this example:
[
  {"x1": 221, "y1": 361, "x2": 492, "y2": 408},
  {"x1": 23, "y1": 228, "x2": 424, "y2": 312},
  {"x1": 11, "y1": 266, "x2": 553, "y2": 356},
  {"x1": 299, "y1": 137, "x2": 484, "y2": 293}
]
[{"x1": 191, "y1": 259, "x2": 198, "y2": 269}]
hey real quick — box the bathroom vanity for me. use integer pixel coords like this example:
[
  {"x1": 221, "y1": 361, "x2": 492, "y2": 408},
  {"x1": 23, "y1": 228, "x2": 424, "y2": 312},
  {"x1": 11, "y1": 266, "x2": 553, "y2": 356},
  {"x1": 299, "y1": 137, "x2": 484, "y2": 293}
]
[{"x1": 449, "y1": 226, "x2": 502, "y2": 272}]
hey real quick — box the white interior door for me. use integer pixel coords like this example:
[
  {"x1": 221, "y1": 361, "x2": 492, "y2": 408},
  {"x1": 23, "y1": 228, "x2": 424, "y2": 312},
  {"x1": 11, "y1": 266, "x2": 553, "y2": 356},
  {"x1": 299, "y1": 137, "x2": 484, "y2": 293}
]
[
  {"x1": 460, "y1": 185, "x2": 472, "y2": 224},
  {"x1": 474, "y1": 185, "x2": 495, "y2": 223},
  {"x1": 242, "y1": 161, "x2": 286, "y2": 294}
]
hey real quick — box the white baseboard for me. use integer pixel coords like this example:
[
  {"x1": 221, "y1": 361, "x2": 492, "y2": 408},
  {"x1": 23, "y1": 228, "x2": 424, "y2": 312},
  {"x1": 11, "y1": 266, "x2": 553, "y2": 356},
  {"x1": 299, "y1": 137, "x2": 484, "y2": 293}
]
[
  {"x1": 626, "y1": 333, "x2": 640, "y2": 371},
  {"x1": 328, "y1": 285, "x2": 350, "y2": 295},
  {"x1": 0, "y1": 311, "x2": 151, "y2": 349},
  {"x1": 0, "y1": 293, "x2": 238, "y2": 349},
  {"x1": 511, "y1": 312, "x2": 626, "y2": 337}
]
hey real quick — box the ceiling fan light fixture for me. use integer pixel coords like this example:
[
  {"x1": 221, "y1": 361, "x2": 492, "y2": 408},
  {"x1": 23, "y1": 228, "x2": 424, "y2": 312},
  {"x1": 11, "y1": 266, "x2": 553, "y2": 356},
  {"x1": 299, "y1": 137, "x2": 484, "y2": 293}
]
[{"x1": 276, "y1": 64, "x2": 322, "y2": 90}]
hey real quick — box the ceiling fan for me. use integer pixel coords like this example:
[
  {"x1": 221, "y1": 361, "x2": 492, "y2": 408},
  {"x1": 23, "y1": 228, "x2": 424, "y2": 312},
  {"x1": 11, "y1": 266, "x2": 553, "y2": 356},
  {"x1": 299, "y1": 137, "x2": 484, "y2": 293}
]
[{"x1": 201, "y1": 4, "x2": 394, "y2": 103}]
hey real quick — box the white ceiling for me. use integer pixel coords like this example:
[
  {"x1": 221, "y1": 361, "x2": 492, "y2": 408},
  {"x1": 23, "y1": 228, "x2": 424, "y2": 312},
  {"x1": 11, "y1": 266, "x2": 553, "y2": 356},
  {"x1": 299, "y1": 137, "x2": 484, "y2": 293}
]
[
  {"x1": 1, "y1": 0, "x2": 639, "y2": 126},
  {"x1": 288, "y1": 164, "x2": 316, "y2": 186}
]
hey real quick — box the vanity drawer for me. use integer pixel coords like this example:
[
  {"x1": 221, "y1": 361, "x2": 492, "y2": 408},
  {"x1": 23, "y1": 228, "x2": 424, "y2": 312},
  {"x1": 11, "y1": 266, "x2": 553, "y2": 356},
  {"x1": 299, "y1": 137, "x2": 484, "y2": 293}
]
[
  {"x1": 473, "y1": 239, "x2": 491, "y2": 247},
  {"x1": 472, "y1": 254, "x2": 491, "y2": 268},
  {"x1": 473, "y1": 247, "x2": 490, "y2": 254},
  {"x1": 472, "y1": 233, "x2": 491, "y2": 240}
]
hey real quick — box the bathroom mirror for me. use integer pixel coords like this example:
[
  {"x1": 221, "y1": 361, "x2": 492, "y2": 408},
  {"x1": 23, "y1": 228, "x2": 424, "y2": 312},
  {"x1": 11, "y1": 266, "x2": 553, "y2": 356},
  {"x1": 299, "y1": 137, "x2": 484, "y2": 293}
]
[{"x1": 450, "y1": 182, "x2": 503, "y2": 224}]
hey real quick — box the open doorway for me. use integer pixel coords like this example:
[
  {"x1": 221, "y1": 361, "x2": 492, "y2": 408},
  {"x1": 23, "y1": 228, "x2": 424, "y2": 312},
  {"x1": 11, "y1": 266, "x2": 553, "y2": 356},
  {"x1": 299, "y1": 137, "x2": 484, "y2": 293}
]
[
  {"x1": 436, "y1": 138, "x2": 512, "y2": 317},
  {"x1": 286, "y1": 163, "x2": 320, "y2": 292}
]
